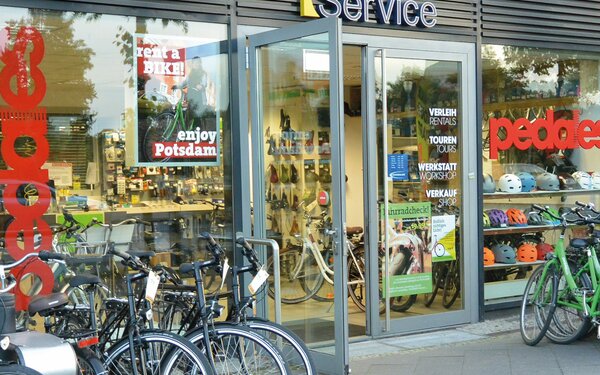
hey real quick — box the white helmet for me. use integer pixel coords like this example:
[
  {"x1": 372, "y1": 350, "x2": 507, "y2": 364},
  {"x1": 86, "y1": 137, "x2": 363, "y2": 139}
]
[
  {"x1": 592, "y1": 172, "x2": 600, "y2": 189},
  {"x1": 498, "y1": 174, "x2": 522, "y2": 193},
  {"x1": 572, "y1": 171, "x2": 592, "y2": 189}
]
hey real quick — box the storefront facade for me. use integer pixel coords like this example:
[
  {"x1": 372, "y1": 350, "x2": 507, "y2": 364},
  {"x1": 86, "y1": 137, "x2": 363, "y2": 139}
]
[{"x1": 1, "y1": 1, "x2": 599, "y2": 374}]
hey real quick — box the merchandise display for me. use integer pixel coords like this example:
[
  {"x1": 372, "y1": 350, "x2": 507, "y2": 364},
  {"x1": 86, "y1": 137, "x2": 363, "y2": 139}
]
[
  {"x1": 483, "y1": 247, "x2": 495, "y2": 266},
  {"x1": 516, "y1": 243, "x2": 537, "y2": 263},
  {"x1": 516, "y1": 172, "x2": 536, "y2": 192},
  {"x1": 572, "y1": 171, "x2": 592, "y2": 190},
  {"x1": 483, "y1": 173, "x2": 496, "y2": 193},
  {"x1": 506, "y1": 208, "x2": 527, "y2": 227},
  {"x1": 491, "y1": 243, "x2": 516, "y2": 264},
  {"x1": 486, "y1": 208, "x2": 508, "y2": 228},
  {"x1": 536, "y1": 172, "x2": 560, "y2": 191},
  {"x1": 497, "y1": 174, "x2": 522, "y2": 193}
]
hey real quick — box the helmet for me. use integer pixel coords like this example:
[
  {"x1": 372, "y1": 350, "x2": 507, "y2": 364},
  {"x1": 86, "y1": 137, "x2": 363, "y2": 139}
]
[
  {"x1": 491, "y1": 243, "x2": 516, "y2": 264},
  {"x1": 558, "y1": 173, "x2": 581, "y2": 190},
  {"x1": 486, "y1": 209, "x2": 508, "y2": 227},
  {"x1": 506, "y1": 208, "x2": 527, "y2": 227},
  {"x1": 536, "y1": 242, "x2": 554, "y2": 260},
  {"x1": 498, "y1": 174, "x2": 522, "y2": 193},
  {"x1": 483, "y1": 247, "x2": 495, "y2": 266},
  {"x1": 536, "y1": 172, "x2": 560, "y2": 191},
  {"x1": 540, "y1": 207, "x2": 561, "y2": 225},
  {"x1": 483, "y1": 174, "x2": 496, "y2": 193},
  {"x1": 516, "y1": 172, "x2": 536, "y2": 192},
  {"x1": 525, "y1": 209, "x2": 544, "y2": 225},
  {"x1": 592, "y1": 172, "x2": 600, "y2": 189},
  {"x1": 517, "y1": 243, "x2": 538, "y2": 262},
  {"x1": 482, "y1": 211, "x2": 491, "y2": 228},
  {"x1": 572, "y1": 171, "x2": 592, "y2": 189}
]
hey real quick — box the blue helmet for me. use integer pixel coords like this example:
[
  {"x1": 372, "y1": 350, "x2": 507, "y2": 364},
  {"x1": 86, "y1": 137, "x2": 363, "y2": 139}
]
[{"x1": 517, "y1": 172, "x2": 536, "y2": 192}]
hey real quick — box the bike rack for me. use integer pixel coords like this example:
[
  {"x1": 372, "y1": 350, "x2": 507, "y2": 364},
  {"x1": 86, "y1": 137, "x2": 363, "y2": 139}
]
[{"x1": 235, "y1": 233, "x2": 282, "y2": 324}]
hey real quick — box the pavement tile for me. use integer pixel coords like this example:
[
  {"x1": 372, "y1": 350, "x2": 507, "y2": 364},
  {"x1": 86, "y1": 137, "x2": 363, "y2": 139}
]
[
  {"x1": 561, "y1": 366, "x2": 600, "y2": 375},
  {"x1": 361, "y1": 363, "x2": 417, "y2": 375}
]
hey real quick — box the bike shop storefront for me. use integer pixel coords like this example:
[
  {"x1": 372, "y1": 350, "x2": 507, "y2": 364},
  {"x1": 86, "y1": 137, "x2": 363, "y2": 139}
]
[{"x1": 243, "y1": 11, "x2": 479, "y2": 375}]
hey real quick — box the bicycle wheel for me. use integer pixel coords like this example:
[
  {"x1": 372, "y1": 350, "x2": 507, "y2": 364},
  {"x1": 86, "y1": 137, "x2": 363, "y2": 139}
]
[
  {"x1": 309, "y1": 249, "x2": 334, "y2": 303},
  {"x1": 389, "y1": 294, "x2": 417, "y2": 312},
  {"x1": 143, "y1": 112, "x2": 175, "y2": 162},
  {"x1": 442, "y1": 261, "x2": 461, "y2": 308},
  {"x1": 75, "y1": 347, "x2": 107, "y2": 375},
  {"x1": 104, "y1": 329, "x2": 213, "y2": 375},
  {"x1": 520, "y1": 264, "x2": 558, "y2": 346},
  {"x1": 268, "y1": 247, "x2": 324, "y2": 304},
  {"x1": 244, "y1": 318, "x2": 316, "y2": 375},
  {"x1": 0, "y1": 364, "x2": 43, "y2": 375},
  {"x1": 185, "y1": 324, "x2": 290, "y2": 375},
  {"x1": 424, "y1": 263, "x2": 447, "y2": 307},
  {"x1": 347, "y1": 246, "x2": 385, "y2": 313},
  {"x1": 545, "y1": 265, "x2": 592, "y2": 344}
]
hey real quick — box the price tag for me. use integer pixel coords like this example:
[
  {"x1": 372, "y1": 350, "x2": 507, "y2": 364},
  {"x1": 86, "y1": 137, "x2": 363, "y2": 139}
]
[
  {"x1": 248, "y1": 267, "x2": 269, "y2": 295},
  {"x1": 219, "y1": 258, "x2": 230, "y2": 291},
  {"x1": 145, "y1": 271, "x2": 160, "y2": 304}
]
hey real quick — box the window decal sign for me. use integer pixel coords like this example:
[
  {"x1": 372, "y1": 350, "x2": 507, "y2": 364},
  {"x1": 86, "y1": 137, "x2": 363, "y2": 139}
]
[
  {"x1": 381, "y1": 202, "x2": 433, "y2": 297},
  {"x1": 489, "y1": 109, "x2": 600, "y2": 159},
  {"x1": 0, "y1": 26, "x2": 54, "y2": 311},
  {"x1": 135, "y1": 34, "x2": 220, "y2": 166}
]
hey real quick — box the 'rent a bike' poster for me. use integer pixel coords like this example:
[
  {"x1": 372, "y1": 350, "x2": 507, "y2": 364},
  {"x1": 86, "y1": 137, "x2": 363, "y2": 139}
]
[{"x1": 134, "y1": 34, "x2": 220, "y2": 166}]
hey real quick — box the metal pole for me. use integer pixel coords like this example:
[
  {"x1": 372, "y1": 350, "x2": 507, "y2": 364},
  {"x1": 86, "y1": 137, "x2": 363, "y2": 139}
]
[{"x1": 236, "y1": 236, "x2": 282, "y2": 324}]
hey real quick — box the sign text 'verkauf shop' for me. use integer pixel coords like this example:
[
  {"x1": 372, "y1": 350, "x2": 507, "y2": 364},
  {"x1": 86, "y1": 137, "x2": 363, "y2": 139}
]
[
  {"x1": 301, "y1": 0, "x2": 437, "y2": 28},
  {"x1": 489, "y1": 110, "x2": 600, "y2": 159}
]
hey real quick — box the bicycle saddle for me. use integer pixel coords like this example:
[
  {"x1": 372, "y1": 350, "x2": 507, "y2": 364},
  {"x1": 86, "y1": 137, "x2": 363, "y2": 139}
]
[
  {"x1": 69, "y1": 274, "x2": 102, "y2": 288},
  {"x1": 28, "y1": 292, "x2": 69, "y2": 317},
  {"x1": 569, "y1": 238, "x2": 595, "y2": 249},
  {"x1": 346, "y1": 227, "x2": 363, "y2": 236}
]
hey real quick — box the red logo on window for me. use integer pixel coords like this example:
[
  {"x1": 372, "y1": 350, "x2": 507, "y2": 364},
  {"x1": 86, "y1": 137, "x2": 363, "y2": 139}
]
[
  {"x1": 489, "y1": 110, "x2": 600, "y2": 160},
  {"x1": 0, "y1": 26, "x2": 53, "y2": 310}
]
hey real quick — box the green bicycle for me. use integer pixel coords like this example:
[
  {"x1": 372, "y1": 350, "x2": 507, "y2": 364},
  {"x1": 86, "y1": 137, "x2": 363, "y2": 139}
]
[{"x1": 520, "y1": 202, "x2": 600, "y2": 346}]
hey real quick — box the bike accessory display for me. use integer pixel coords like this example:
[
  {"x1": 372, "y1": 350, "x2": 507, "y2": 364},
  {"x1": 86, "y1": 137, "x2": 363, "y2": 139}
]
[
  {"x1": 540, "y1": 207, "x2": 561, "y2": 225},
  {"x1": 524, "y1": 209, "x2": 544, "y2": 225},
  {"x1": 517, "y1": 243, "x2": 537, "y2": 262},
  {"x1": 290, "y1": 163, "x2": 299, "y2": 184},
  {"x1": 536, "y1": 242, "x2": 554, "y2": 260},
  {"x1": 491, "y1": 243, "x2": 516, "y2": 264},
  {"x1": 269, "y1": 164, "x2": 279, "y2": 184},
  {"x1": 516, "y1": 172, "x2": 536, "y2": 192},
  {"x1": 279, "y1": 163, "x2": 290, "y2": 184},
  {"x1": 486, "y1": 208, "x2": 508, "y2": 227},
  {"x1": 483, "y1": 173, "x2": 496, "y2": 193},
  {"x1": 497, "y1": 173, "x2": 522, "y2": 193},
  {"x1": 558, "y1": 172, "x2": 581, "y2": 190},
  {"x1": 572, "y1": 171, "x2": 592, "y2": 189},
  {"x1": 536, "y1": 172, "x2": 560, "y2": 191},
  {"x1": 592, "y1": 172, "x2": 600, "y2": 189},
  {"x1": 483, "y1": 247, "x2": 495, "y2": 266},
  {"x1": 506, "y1": 208, "x2": 528, "y2": 227}
]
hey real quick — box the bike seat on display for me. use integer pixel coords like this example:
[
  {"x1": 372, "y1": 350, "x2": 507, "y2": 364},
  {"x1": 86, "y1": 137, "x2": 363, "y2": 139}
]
[
  {"x1": 346, "y1": 227, "x2": 363, "y2": 236},
  {"x1": 28, "y1": 292, "x2": 69, "y2": 317},
  {"x1": 69, "y1": 273, "x2": 102, "y2": 288},
  {"x1": 569, "y1": 238, "x2": 595, "y2": 249}
]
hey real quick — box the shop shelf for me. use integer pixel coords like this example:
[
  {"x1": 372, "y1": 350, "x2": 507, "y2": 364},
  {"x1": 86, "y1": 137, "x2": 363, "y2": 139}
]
[
  {"x1": 483, "y1": 260, "x2": 545, "y2": 270},
  {"x1": 483, "y1": 188, "x2": 600, "y2": 200}
]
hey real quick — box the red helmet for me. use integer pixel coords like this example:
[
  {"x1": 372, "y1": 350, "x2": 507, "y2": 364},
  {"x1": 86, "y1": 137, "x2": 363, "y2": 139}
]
[
  {"x1": 483, "y1": 247, "x2": 495, "y2": 266},
  {"x1": 517, "y1": 243, "x2": 537, "y2": 262},
  {"x1": 506, "y1": 208, "x2": 527, "y2": 227},
  {"x1": 536, "y1": 243, "x2": 554, "y2": 261}
]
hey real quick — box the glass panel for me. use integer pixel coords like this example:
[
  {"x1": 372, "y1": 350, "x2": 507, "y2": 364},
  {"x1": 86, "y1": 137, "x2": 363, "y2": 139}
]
[
  {"x1": 375, "y1": 55, "x2": 463, "y2": 320},
  {"x1": 482, "y1": 46, "x2": 600, "y2": 307},
  {"x1": 258, "y1": 33, "x2": 337, "y2": 352},
  {"x1": 0, "y1": 8, "x2": 231, "y2": 317}
]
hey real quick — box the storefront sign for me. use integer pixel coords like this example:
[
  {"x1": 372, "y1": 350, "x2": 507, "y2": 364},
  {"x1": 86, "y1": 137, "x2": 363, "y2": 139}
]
[
  {"x1": 381, "y1": 202, "x2": 432, "y2": 297},
  {"x1": 489, "y1": 109, "x2": 600, "y2": 159},
  {"x1": 430, "y1": 215, "x2": 455, "y2": 262},
  {"x1": 301, "y1": 0, "x2": 437, "y2": 28},
  {"x1": 0, "y1": 26, "x2": 54, "y2": 310},
  {"x1": 418, "y1": 162, "x2": 457, "y2": 181},
  {"x1": 135, "y1": 34, "x2": 220, "y2": 166}
]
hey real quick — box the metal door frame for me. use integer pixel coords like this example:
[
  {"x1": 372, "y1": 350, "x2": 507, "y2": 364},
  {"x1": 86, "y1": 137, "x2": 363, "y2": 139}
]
[
  {"x1": 248, "y1": 16, "x2": 349, "y2": 375},
  {"x1": 342, "y1": 33, "x2": 478, "y2": 337}
]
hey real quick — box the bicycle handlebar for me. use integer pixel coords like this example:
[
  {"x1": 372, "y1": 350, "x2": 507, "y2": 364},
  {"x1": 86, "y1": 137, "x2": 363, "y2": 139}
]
[
  {"x1": 235, "y1": 237, "x2": 262, "y2": 271},
  {"x1": 0, "y1": 251, "x2": 65, "y2": 272}
]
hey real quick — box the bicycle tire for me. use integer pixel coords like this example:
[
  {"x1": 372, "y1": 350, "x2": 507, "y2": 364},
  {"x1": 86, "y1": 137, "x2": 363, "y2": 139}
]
[
  {"x1": 545, "y1": 266, "x2": 592, "y2": 344},
  {"x1": 309, "y1": 249, "x2": 334, "y2": 302},
  {"x1": 185, "y1": 324, "x2": 290, "y2": 375},
  {"x1": 243, "y1": 318, "x2": 316, "y2": 375},
  {"x1": 442, "y1": 261, "x2": 461, "y2": 308},
  {"x1": 424, "y1": 263, "x2": 447, "y2": 307},
  {"x1": 75, "y1": 347, "x2": 107, "y2": 375},
  {"x1": 0, "y1": 364, "x2": 43, "y2": 375},
  {"x1": 389, "y1": 294, "x2": 417, "y2": 312},
  {"x1": 104, "y1": 329, "x2": 213, "y2": 375},
  {"x1": 143, "y1": 112, "x2": 175, "y2": 162},
  {"x1": 519, "y1": 264, "x2": 558, "y2": 346},
  {"x1": 347, "y1": 246, "x2": 385, "y2": 313},
  {"x1": 268, "y1": 247, "x2": 323, "y2": 304}
]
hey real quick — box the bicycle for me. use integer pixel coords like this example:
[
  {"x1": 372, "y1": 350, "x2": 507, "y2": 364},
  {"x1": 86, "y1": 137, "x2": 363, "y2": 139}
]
[
  {"x1": 518, "y1": 202, "x2": 595, "y2": 346},
  {"x1": 160, "y1": 232, "x2": 291, "y2": 374}
]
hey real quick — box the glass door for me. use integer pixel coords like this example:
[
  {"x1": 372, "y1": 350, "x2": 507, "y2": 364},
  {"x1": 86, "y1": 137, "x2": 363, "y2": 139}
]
[
  {"x1": 366, "y1": 46, "x2": 478, "y2": 335},
  {"x1": 248, "y1": 17, "x2": 348, "y2": 375}
]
